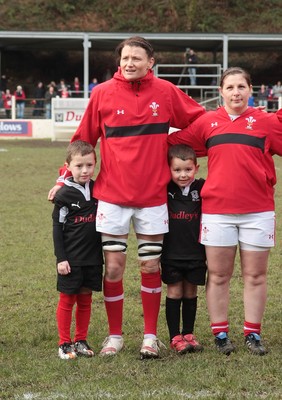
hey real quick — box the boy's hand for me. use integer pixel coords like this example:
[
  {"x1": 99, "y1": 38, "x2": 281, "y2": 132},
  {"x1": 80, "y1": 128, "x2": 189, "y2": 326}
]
[{"x1": 57, "y1": 261, "x2": 71, "y2": 275}]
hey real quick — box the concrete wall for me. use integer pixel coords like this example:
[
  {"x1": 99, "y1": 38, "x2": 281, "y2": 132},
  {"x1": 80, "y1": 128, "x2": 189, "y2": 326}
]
[{"x1": 31, "y1": 119, "x2": 53, "y2": 139}]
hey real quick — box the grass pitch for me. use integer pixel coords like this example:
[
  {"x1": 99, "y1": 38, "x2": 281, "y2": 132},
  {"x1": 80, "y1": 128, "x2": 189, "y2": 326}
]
[{"x1": 0, "y1": 140, "x2": 281, "y2": 400}]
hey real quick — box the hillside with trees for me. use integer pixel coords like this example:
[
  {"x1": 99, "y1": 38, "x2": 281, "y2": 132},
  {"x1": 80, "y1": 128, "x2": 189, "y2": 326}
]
[{"x1": 1, "y1": 0, "x2": 281, "y2": 33}]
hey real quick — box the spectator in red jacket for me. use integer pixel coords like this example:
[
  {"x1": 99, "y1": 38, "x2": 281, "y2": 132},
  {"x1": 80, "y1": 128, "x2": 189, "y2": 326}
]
[
  {"x1": 71, "y1": 76, "x2": 82, "y2": 98},
  {"x1": 2, "y1": 89, "x2": 12, "y2": 118}
]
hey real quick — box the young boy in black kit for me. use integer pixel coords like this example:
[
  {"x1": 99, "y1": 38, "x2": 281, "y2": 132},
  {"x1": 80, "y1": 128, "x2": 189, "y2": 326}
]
[
  {"x1": 161, "y1": 144, "x2": 206, "y2": 354},
  {"x1": 52, "y1": 140, "x2": 103, "y2": 359}
]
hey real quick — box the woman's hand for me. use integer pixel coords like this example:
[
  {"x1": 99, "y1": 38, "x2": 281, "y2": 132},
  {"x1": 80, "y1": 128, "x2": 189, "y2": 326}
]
[{"x1": 48, "y1": 184, "x2": 62, "y2": 201}]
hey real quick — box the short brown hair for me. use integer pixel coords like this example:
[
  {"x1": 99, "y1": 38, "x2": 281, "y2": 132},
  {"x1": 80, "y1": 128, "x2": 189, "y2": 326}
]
[
  {"x1": 115, "y1": 36, "x2": 154, "y2": 64},
  {"x1": 66, "y1": 140, "x2": 96, "y2": 164},
  {"x1": 168, "y1": 144, "x2": 197, "y2": 165}
]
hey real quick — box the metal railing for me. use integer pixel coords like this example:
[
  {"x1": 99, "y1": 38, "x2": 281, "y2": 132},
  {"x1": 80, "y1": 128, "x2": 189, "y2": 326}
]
[
  {"x1": 154, "y1": 63, "x2": 222, "y2": 84},
  {"x1": 154, "y1": 63, "x2": 222, "y2": 104},
  {"x1": 153, "y1": 64, "x2": 282, "y2": 111}
]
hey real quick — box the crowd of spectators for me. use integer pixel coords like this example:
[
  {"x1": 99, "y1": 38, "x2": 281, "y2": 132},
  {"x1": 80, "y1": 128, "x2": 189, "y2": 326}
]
[
  {"x1": 252, "y1": 80, "x2": 282, "y2": 110},
  {"x1": 0, "y1": 75, "x2": 102, "y2": 119},
  {"x1": 0, "y1": 73, "x2": 281, "y2": 119}
]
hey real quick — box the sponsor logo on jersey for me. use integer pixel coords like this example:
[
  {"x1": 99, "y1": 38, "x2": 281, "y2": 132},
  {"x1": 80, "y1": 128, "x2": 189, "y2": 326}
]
[
  {"x1": 169, "y1": 211, "x2": 200, "y2": 221},
  {"x1": 74, "y1": 213, "x2": 96, "y2": 223}
]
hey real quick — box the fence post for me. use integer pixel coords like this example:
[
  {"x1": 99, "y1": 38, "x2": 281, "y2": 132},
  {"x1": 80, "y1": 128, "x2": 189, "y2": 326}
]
[{"x1": 11, "y1": 95, "x2": 16, "y2": 119}]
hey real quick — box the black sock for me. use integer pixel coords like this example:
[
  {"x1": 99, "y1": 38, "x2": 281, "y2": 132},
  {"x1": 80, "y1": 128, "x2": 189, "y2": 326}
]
[
  {"x1": 165, "y1": 297, "x2": 181, "y2": 341},
  {"x1": 182, "y1": 296, "x2": 197, "y2": 335}
]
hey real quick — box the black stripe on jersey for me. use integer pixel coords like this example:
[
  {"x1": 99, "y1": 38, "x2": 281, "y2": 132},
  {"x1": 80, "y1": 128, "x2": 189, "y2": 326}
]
[
  {"x1": 206, "y1": 133, "x2": 266, "y2": 152},
  {"x1": 105, "y1": 121, "x2": 170, "y2": 138}
]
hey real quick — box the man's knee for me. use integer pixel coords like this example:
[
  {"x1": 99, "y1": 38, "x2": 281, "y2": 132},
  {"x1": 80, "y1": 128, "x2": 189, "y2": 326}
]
[{"x1": 139, "y1": 259, "x2": 160, "y2": 273}]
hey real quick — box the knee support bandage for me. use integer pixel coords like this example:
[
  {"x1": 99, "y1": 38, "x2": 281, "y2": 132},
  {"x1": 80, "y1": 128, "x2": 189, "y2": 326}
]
[
  {"x1": 137, "y1": 239, "x2": 163, "y2": 261},
  {"x1": 102, "y1": 235, "x2": 128, "y2": 253}
]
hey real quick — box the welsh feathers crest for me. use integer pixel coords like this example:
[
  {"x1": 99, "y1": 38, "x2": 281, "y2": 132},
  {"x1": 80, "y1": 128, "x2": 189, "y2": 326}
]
[
  {"x1": 245, "y1": 116, "x2": 256, "y2": 130},
  {"x1": 150, "y1": 102, "x2": 159, "y2": 116}
]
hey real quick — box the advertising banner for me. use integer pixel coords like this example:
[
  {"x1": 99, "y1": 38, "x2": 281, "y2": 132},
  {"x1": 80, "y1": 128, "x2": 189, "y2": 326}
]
[
  {"x1": 0, "y1": 121, "x2": 32, "y2": 137},
  {"x1": 52, "y1": 98, "x2": 89, "y2": 140}
]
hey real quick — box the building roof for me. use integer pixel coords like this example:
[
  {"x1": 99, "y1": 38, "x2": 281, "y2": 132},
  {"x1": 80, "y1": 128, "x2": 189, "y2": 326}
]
[
  {"x1": 1, "y1": 31, "x2": 282, "y2": 53},
  {"x1": 1, "y1": 31, "x2": 281, "y2": 96}
]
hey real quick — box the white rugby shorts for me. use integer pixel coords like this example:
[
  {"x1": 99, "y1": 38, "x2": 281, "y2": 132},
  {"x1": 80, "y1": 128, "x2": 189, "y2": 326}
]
[
  {"x1": 96, "y1": 200, "x2": 169, "y2": 235},
  {"x1": 200, "y1": 212, "x2": 275, "y2": 249}
]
